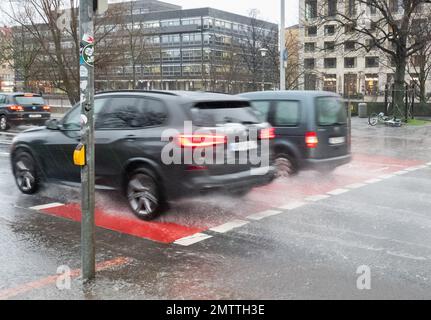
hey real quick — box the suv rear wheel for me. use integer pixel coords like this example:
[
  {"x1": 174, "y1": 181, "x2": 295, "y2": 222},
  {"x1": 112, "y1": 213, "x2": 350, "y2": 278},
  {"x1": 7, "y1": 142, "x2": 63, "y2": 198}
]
[
  {"x1": 126, "y1": 169, "x2": 161, "y2": 220},
  {"x1": 0, "y1": 115, "x2": 8, "y2": 131},
  {"x1": 275, "y1": 154, "x2": 297, "y2": 177}
]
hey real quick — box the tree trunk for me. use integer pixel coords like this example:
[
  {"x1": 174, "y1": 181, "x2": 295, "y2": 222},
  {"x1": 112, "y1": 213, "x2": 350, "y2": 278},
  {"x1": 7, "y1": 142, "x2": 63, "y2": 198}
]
[{"x1": 393, "y1": 57, "x2": 407, "y2": 119}]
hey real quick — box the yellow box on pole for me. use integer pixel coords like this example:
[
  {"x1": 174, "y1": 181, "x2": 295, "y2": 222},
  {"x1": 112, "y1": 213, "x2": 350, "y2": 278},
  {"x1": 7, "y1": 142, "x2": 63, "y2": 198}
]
[{"x1": 73, "y1": 143, "x2": 86, "y2": 166}]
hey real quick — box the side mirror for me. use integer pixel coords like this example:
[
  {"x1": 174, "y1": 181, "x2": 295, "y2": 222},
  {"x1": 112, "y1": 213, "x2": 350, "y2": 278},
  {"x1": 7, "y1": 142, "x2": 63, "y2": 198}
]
[{"x1": 46, "y1": 119, "x2": 61, "y2": 130}]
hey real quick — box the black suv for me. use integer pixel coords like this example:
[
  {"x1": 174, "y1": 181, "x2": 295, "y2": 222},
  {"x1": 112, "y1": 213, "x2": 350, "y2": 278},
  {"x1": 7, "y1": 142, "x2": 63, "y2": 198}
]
[
  {"x1": 0, "y1": 93, "x2": 51, "y2": 131},
  {"x1": 10, "y1": 91, "x2": 275, "y2": 220},
  {"x1": 239, "y1": 91, "x2": 351, "y2": 176}
]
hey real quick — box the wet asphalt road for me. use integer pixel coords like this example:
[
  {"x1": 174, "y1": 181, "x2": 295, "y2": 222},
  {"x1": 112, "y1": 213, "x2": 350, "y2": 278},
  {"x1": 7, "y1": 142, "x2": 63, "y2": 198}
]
[{"x1": 1, "y1": 118, "x2": 431, "y2": 299}]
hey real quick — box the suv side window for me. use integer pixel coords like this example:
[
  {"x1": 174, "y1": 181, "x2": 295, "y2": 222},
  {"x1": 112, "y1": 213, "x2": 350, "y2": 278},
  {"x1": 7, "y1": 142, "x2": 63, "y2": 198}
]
[
  {"x1": 96, "y1": 97, "x2": 168, "y2": 129},
  {"x1": 273, "y1": 101, "x2": 300, "y2": 127},
  {"x1": 62, "y1": 99, "x2": 106, "y2": 130},
  {"x1": 250, "y1": 101, "x2": 271, "y2": 122},
  {"x1": 137, "y1": 98, "x2": 168, "y2": 127},
  {"x1": 0, "y1": 95, "x2": 6, "y2": 104},
  {"x1": 96, "y1": 97, "x2": 141, "y2": 129}
]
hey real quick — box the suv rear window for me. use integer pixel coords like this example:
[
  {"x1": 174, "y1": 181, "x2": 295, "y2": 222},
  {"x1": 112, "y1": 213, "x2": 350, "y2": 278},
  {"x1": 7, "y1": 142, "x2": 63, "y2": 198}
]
[
  {"x1": 316, "y1": 97, "x2": 347, "y2": 126},
  {"x1": 191, "y1": 101, "x2": 261, "y2": 126},
  {"x1": 14, "y1": 95, "x2": 45, "y2": 105}
]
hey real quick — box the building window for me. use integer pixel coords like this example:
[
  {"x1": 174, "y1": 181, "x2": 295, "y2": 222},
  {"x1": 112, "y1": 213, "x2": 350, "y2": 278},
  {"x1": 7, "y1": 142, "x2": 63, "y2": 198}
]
[
  {"x1": 304, "y1": 73, "x2": 317, "y2": 90},
  {"x1": 161, "y1": 34, "x2": 180, "y2": 46},
  {"x1": 324, "y1": 25, "x2": 336, "y2": 36},
  {"x1": 389, "y1": 0, "x2": 400, "y2": 13},
  {"x1": 365, "y1": 56, "x2": 379, "y2": 68},
  {"x1": 203, "y1": 17, "x2": 213, "y2": 29},
  {"x1": 365, "y1": 38, "x2": 376, "y2": 50},
  {"x1": 324, "y1": 58, "x2": 337, "y2": 68},
  {"x1": 324, "y1": 41, "x2": 335, "y2": 52},
  {"x1": 162, "y1": 49, "x2": 181, "y2": 62},
  {"x1": 182, "y1": 17, "x2": 201, "y2": 26},
  {"x1": 345, "y1": 22, "x2": 356, "y2": 33},
  {"x1": 323, "y1": 74, "x2": 337, "y2": 92},
  {"x1": 160, "y1": 19, "x2": 180, "y2": 27},
  {"x1": 307, "y1": 26, "x2": 317, "y2": 36},
  {"x1": 327, "y1": 0, "x2": 337, "y2": 16},
  {"x1": 346, "y1": 0, "x2": 357, "y2": 16},
  {"x1": 367, "y1": 0, "x2": 377, "y2": 14},
  {"x1": 305, "y1": 0, "x2": 318, "y2": 19},
  {"x1": 304, "y1": 58, "x2": 315, "y2": 69},
  {"x1": 365, "y1": 74, "x2": 379, "y2": 95},
  {"x1": 344, "y1": 41, "x2": 356, "y2": 51},
  {"x1": 344, "y1": 57, "x2": 356, "y2": 68},
  {"x1": 344, "y1": 73, "x2": 358, "y2": 96},
  {"x1": 304, "y1": 42, "x2": 315, "y2": 52}
]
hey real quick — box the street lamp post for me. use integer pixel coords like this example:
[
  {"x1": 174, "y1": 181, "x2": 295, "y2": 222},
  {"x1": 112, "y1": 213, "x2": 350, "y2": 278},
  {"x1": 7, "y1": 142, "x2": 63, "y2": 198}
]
[
  {"x1": 280, "y1": 0, "x2": 286, "y2": 90},
  {"x1": 259, "y1": 48, "x2": 269, "y2": 91}
]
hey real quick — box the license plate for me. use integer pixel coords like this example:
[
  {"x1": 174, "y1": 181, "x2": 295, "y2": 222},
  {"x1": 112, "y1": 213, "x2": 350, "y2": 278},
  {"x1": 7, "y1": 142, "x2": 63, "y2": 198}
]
[
  {"x1": 229, "y1": 140, "x2": 258, "y2": 152},
  {"x1": 329, "y1": 137, "x2": 346, "y2": 145},
  {"x1": 29, "y1": 114, "x2": 42, "y2": 118}
]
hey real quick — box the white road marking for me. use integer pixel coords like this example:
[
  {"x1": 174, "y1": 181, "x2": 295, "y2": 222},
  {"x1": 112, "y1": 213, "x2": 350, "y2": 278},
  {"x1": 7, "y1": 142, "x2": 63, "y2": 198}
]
[
  {"x1": 247, "y1": 209, "x2": 282, "y2": 221},
  {"x1": 209, "y1": 219, "x2": 249, "y2": 233},
  {"x1": 0, "y1": 152, "x2": 9, "y2": 157},
  {"x1": 29, "y1": 203, "x2": 64, "y2": 211},
  {"x1": 365, "y1": 178, "x2": 382, "y2": 184},
  {"x1": 378, "y1": 174, "x2": 395, "y2": 179},
  {"x1": 427, "y1": 162, "x2": 431, "y2": 166},
  {"x1": 394, "y1": 170, "x2": 409, "y2": 175},
  {"x1": 405, "y1": 167, "x2": 420, "y2": 171},
  {"x1": 416, "y1": 165, "x2": 428, "y2": 169},
  {"x1": 0, "y1": 140, "x2": 12, "y2": 145},
  {"x1": 345, "y1": 183, "x2": 367, "y2": 189},
  {"x1": 0, "y1": 132, "x2": 16, "y2": 137},
  {"x1": 371, "y1": 166, "x2": 390, "y2": 173},
  {"x1": 174, "y1": 233, "x2": 212, "y2": 246},
  {"x1": 304, "y1": 194, "x2": 331, "y2": 202},
  {"x1": 327, "y1": 188, "x2": 349, "y2": 196},
  {"x1": 278, "y1": 201, "x2": 306, "y2": 210}
]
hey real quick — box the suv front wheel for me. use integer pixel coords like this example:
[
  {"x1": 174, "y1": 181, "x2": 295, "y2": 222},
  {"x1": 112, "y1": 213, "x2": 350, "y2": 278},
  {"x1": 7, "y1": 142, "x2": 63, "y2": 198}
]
[{"x1": 126, "y1": 169, "x2": 161, "y2": 220}]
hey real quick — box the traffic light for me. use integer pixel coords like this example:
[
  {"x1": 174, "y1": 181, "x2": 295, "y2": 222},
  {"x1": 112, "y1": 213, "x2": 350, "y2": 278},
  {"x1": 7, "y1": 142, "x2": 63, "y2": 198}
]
[{"x1": 93, "y1": 0, "x2": 108, "y2": 14}]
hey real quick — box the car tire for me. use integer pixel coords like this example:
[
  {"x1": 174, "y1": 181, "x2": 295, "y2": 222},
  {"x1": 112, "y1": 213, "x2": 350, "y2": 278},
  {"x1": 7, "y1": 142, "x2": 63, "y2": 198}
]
[
  {"x1": 231, "y1": 188, "x2": 252, "y2": 197},
  {"x1": 13, "y1": 150, "x2": 40, "y2": 194},
  {"x1": 0, "y1": 115, "x2": 9, "y2": 131},
  {"x1": 126, "y1": 168, "x2": 161, "y2": 221},
  {"x1": 275, "y1": 154, "x2": 297, "y2": 178}
]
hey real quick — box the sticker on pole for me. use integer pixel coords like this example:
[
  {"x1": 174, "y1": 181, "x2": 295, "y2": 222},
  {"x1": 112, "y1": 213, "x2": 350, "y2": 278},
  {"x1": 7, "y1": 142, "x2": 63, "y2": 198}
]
[{"x1": 80, "y1": 34, "x2": 94, "y2": 67}]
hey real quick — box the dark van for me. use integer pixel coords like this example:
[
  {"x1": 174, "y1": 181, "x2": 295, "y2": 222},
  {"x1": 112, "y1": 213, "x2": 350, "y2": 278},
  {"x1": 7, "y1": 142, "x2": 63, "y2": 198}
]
[{"x1": 239, "y1": 91, "x2": 351, "y2": 176}]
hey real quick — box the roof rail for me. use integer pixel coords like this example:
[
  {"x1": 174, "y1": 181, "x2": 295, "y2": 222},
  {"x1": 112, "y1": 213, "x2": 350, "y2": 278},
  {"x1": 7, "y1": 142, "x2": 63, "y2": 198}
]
[{"x1": 95, "y1": 89, "x2": 179, "y2": 96}]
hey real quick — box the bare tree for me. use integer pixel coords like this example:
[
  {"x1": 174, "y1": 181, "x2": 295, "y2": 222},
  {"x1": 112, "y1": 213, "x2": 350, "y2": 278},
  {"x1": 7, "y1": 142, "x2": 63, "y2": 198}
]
[
  {"x1": 284, "y1": 26, "x2": 304, "y2": 90},
  {"x1": 313, "y1": 0, "x2": 431, "y2": 113},
  {"x1": 239, "y1": 9, "x2": 279, "y2": 91},
  {"x1": 1, "y1": 25, "x2": 44, "y2": 92},
  {"x1": 2, "y1": 0, "x2": 124, "y2": 104}
]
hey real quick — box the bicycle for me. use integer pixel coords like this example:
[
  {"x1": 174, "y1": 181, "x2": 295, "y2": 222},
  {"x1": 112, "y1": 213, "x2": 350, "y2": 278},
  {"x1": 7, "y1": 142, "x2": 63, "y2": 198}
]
[{"x1": 368, "y1": 112, "x2": 402, "y2": 127}]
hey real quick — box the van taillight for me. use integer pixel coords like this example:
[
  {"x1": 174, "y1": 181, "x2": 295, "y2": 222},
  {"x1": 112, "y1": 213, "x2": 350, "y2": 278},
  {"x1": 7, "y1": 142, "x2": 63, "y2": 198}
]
[
  {"x1": 259, "y1": 127, "x2": 275, "y2": 140},
  {"x1": 8, "y1": 105, "x2": 24, "y2": 112},
  {"x1": 177, "y1": 134, "x2": 227, "y2": 148},
  {"x1": 305, "y1": 131, "x2": 318, "y2": 148},
  {"x1": 43, "y1": 105, "x2": 50, "y2": 111}
]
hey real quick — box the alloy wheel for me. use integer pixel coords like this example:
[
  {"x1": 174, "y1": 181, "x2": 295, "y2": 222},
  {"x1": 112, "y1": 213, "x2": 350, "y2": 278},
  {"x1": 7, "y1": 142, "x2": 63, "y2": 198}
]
[{"x1": 127, "y1": 173, "x2": 159, "y2": 219}]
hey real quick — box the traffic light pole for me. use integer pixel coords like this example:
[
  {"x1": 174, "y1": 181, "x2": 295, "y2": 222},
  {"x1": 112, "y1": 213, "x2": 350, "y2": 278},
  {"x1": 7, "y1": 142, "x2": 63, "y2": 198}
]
[
  {"x1": 279, "y1": 0, "x2": 286, "y2": 91},
  {"x1": 79, "y1": 0, "x2": 96, "y2": 281}
]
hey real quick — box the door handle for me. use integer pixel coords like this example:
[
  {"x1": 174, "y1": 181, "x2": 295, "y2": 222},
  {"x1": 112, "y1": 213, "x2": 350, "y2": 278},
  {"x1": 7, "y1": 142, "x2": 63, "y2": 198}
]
[{"x1": 125, "y1": 135, "x2": 137, "y2": 142}]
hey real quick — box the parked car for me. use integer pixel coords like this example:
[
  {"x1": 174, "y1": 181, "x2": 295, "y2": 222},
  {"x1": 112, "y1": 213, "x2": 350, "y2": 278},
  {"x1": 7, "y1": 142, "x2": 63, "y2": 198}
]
[
  {"x1": 0, "y1": 92, "x2": 51, "y2": 131},
  {"x1": 10, "y1": 90, "x2": 276, "y2": 220},
  {"x1": 239, "y1": 91, "x2": 351, "y2": 176}
]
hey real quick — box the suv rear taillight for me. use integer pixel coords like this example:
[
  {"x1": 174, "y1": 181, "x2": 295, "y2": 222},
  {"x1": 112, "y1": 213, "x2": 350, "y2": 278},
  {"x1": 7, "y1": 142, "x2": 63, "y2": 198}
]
[
  {"x1": 8, "y1": 105, "x2": 24, "y2": 112},
  {"x1": 177, "y1": 134, "x2": 227, "y2": 148},
  {"x1": 259, "y1": 127, "x2": 275, "y2": 140},
  {"x1": 305, "y1": 131, "x2": 318, "y2": 148}
]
